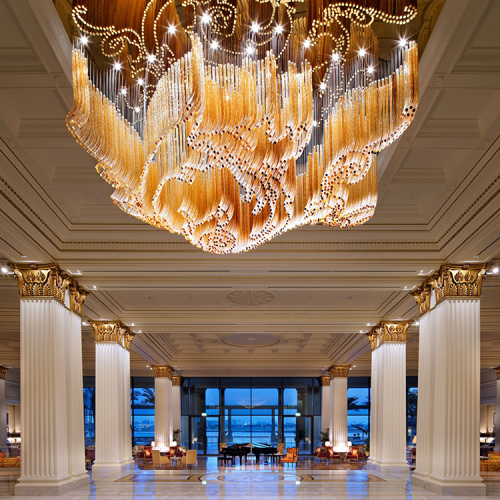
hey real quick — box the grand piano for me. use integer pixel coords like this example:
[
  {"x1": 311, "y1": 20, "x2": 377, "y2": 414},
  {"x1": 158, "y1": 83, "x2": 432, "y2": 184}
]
[{"x1": 221, "y1": 443, "x2": 278, "y2": 464}]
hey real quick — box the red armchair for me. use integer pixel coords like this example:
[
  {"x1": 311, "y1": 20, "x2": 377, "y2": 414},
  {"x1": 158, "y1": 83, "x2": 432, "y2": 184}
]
[
  {"x1": 346, "y1": 446, "x2": 362, "y2": 462},
  {"x1": 281, "y1": 447, "x2": 298, "y2": 467}
]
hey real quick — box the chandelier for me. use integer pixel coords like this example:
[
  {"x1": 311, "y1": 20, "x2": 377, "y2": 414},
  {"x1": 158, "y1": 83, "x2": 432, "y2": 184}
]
[{"x1": 66, "y1": 0, "x2": 418, "y2": 254}]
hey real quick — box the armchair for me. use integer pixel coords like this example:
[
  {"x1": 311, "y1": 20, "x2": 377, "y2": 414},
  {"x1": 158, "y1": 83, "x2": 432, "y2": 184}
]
[
  {"x1": 346, "y1": 446, "x2": 361, "y2": 463},
  {"x1": 281, "y1": 447, "x2": 298, "y2": 467},
  {"x1": 152, "y1": 449, "x2": 170, "y2": 468},
  {"x1": 182, "y1": 449, "x2": 198, "y2": 467}
]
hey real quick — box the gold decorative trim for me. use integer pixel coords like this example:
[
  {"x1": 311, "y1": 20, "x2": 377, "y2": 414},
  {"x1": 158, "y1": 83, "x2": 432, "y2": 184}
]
[
  {"x1": 171, "y1": 375, "x2": 182, "y2": 386},
  {"x1": 69, "y1": 282, "x2": 88, "y2": 316},
  {"x1": 90, "y1": 320, "x2": 123, "y2": 344},
  {"x1": 320, "y1": 375, "x2": 331, "y2": 386},
  {"x1": 328, "y1": 365, "x2": 350, "y2": 378},
  {"x1": 121, "y1": 325, "x2": 135, "y2": 350},
  {"x1": 152, "y1": 365, "x2": 173, "y2": 379},
  {"x1": 378, "y1": 320, "x2": 412, "y2": 344},
  {"x1": 13, "y1": 264, "x2": 70, "y2": 303},
  {"x1": 0, "y1": 366, "x2": 7, "y2": 379},
  {"x1": 411, "y1": 285, "x2": 431, "y2": 316},
  {"x1": 494, "y1": 368, "x2": 500, "y2": 380},
  {"x1": 366, "y1": 326, "x2": 381, "y2": 350}
]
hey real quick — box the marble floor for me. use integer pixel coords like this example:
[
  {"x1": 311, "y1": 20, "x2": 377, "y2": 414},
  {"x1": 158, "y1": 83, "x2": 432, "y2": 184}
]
[{"x1": 2, "y1": 458, "x2": 500, "y2": 499}]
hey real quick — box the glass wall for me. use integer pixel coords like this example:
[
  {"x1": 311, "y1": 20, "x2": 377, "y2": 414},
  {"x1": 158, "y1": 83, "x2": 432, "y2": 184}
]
[
  {"x1": 347, "y1": 377, "x2": 370, "y2": 446},
  {"x1": 181, "y1": 378, "x2": 321, "y2": 454},
  {"x1": 407, "y1": 376, "x2": 418, "y2": 444},
  {"x1": 131, "y1": 377, "x2": 155, "y2": 445}
]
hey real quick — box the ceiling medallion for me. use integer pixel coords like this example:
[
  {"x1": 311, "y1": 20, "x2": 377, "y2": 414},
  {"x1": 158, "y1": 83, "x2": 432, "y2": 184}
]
[
  {"x1": 221, "y1": 333, "x2": 281, "y2": 347},
  {"x1": 226, "y1": 290, "x2": 275, "y2": 306},
  {"x1": 67, "y1": 0, "x2": 418, "y2": 254}
]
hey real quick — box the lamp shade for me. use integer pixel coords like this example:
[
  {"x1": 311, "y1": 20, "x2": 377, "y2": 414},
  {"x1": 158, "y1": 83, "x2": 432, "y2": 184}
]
[
  {"x1": 325, "y1": 441, "x2": 331, "y2": 447},
  {"x1": 171, "y1": 441, "x2": 177, "y2": 447}
]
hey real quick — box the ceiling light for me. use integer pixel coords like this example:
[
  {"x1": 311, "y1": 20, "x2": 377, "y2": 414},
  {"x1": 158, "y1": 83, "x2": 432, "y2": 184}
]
[
  {"x1": 319, "y1": 82, "x2": 326, "y2": 90},
  {"x1": 312, "y1": 120, "x2": 318, "y2": 127},
  {"x1": 92, "y1": 285, "x2": 96, "y2": 290},
  {"x1": 82, "y1": 321, "x2": 89, "y2": 326},
  {"x1": 80, "y1": 36, "x2": 88, "y2": 45},
  {"x1": 415, "y1": 321, "x2": 419, "y2": 326},
  {"x1": 493, "y1": 267, "x2": 499, "y2": 274},
  {"x1": 131, "y1": 323, "x2": 135, "y2": 326},
  {"x1": 113, "y1": 62, "x2": 121, "y2": 71},
  {"x1": 137, "y1": 78, "x2": 144, "y2": 86},
  {"x1": 367, "y1": 66, "x2": 374, "y2": 74},
  {"x1": 1, "y1": 267, "x2": 8, "y2": 274},
  {"x1": 210, "y1": 40, "x2": 219, "y2": 50},
  {"x1": 134, "y1": 107, "x2": 140, "y2": 112},
  {"x1": 346, "y1": 296, "x2": 352, "y2": 300},
  {"x1": 366, "y1": 323, "x2": 371, "y2": 326},
  {"x1": 358, "y1": 48, "x2": 367, "y2": 57},
  {"x1": 67, "y1": 3, "x2": 418, "y2": 255},
  {"x1": 168, "y1": 25, "x2": 176, "y2": 35},
  {"x1": 399, "y1": 38, "x2": 407, "y2": 47},
  {"x1": 120, "y1": 87, "x2": 127, "y2": 95}
]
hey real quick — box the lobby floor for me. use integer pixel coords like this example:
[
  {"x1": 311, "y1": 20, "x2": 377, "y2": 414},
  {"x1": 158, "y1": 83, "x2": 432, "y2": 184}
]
[{"x1": 2, "y1": 457, "x2": 500, "y2": 498}]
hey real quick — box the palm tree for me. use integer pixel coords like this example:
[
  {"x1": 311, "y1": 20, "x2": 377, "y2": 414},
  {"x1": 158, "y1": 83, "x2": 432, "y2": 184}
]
[
  {"x1": 348, "y1": 396, "x2": 359, "y2": 411},
  {"x1": 142, "y1": 387, "x2": 155, "y2": 405}
]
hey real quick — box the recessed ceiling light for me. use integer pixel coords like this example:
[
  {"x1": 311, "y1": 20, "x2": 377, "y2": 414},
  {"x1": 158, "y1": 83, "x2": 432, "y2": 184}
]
[
  {"x1": 148, "y1": 296, "x2": 154, "y2": 300},
  {"x1": 346, "y1": 296, "x2": 352, "y2": 299},
  {"x1": 92, "y1": 285, "x2": 96, "y2": 290},
  {"x1": 1, "y1": 267, "x2": 8, "y2": 274},
  {"x1": 493, "y1": 267, "x2": 499, "y2": 274},
  {"x1": 415, "y1": 321, "x2": 420, "y2": 326}
]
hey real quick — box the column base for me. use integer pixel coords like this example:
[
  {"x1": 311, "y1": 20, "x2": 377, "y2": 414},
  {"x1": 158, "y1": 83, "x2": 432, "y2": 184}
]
[
  {"x1": 412, "y1": 474, "x2": 486, "y2": 497},
  {"x1": 91, "y1": 459, "x2": 135, "y2": 477},
  {"x1": 367, "y1": 459, "x2": 409, "y2": 475},
  {"x1": 15, "y1": 474, "x2": 89, "y2": 496}
]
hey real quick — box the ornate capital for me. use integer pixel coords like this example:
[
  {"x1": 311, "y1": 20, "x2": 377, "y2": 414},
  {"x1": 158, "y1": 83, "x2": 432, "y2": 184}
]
[
  {"x1": 320, "y1": 375, "x2": 331, "y2": 386},
  {"x1": 328, "y1": 365, "x2": 350, "y2": 378},
  {"x1": 152, "y1": 365, "x2": 173, "y2": 378},
  {"x1": 69, "y1": 282, "x2": 88, "y2": 316},
  {"x1": 90, "y1": 321, "x2": 123, "y2": 344},
  {"x1": 411, "y1": 284, "x2": 432, "y2": 316},
  {"x1": 121, "y1": 326, "x2": 135, "y2": 350},
  {"x1": 0, "y1": 366, "x2": 7, "y2": 379},
  {"x1": 494, "y1": 368, "x2": 500, "y2": 380},
  {"x1": 429, "y1": 263, "x2": 491, "y2": 305},
  {"x1": 378, "y1": 320, "x2": 412, "y2": 344},
  {"x1": 366, "y1": 326, "x2": 381, "y2": 350},
  {"x1": 13, "y1": 264, "x2": 70, "y2": 303},
  {"x1": 171, "y1": 375, "x2": 182, "y2": 386}
]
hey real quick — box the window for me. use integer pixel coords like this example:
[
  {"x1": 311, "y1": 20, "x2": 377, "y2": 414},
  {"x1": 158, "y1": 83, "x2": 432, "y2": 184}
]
[
  {"x1": 347, "y1": 379, "x2": 370, "y2": 446},
  {"x1": 131, "y1": 378, "x2": 155, "y2": 445}
]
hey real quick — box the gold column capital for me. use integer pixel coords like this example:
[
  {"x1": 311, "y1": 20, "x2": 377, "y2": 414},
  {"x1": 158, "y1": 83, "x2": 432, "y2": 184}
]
[
  {"x1": 152, "y1": 365, "x2": 173, "y2": 379},
  {"x1": 0, "y1": 366, "x2": 7, "y2": 379},
  {"x1": 171, "y1": 375, "x2": 182, "y2": 386},
  {"x1": 378, "y1": 320, "x2": 412, "y2": 345},
  {"x1": 494, "y1": 368, "x2": 500, "y2": 380},
  {"x1": 69, "y1": 281, "x2": 88, "y2": 316},
  {"x1": 13, "y1": 263, "x2": 70, "y2": 304},
  {"x1": 328, "y1": 365, "x2": 350, "y2": 378},
  {"x1": 411, "y1": 284, "x2": 432, "y2": 316},
  {"x1": 121, "y1": 325, "x2": 135, "y2": 350},
  {"x1": 320, "y1": 375, "x2": 331, "y2": 386},
  {"x1": 90, "y1": 320, "x2": 123, "y2": 344}
]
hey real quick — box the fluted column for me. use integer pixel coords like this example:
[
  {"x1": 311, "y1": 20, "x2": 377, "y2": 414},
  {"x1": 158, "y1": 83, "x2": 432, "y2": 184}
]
[
  {"x1": 411, "y1": 264, "x2": 489, "y2": 496},
  {"x1": 153, "y1": 366, "x2": 173, "y2": 446},
  {"x1": 66, "y1": 284, "x2": 89, "y2": 481},
  {"x1": 92, "y1": 322, "x2": 134, "y2": 470},
  {"x1": 13, "y1": 264, "x2": 89, "y2": 495},
  {"x1": 0, "y1": 368, "x2": 7, "y2": 454},
  {"x1": 329, "y1": 365, "x2": 349, "y2": 447},
  {"x1": 171, "y1": 376, "x2": 182, "y2": 444},
  {"x1": 495, "y1": 369, "x2": 500, "y2": 452},
  {"x1": 320, "y1": 376, "x2": 331, "y2": 440},
  {"x1": 367, "y1": 322, "x2": 411, "y2": 471}
]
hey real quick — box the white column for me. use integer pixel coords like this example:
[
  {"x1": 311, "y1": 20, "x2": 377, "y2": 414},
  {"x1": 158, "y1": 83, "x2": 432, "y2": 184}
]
[
  {"x1": 368, "y1": 335, "x2": 380, "y2": 464},
  {"x1": 65, "y1": 283, "x2": 88, "y2": 482},
  {"x1": 320, "y1": 376, "x2": 331, "y2": 441},
  {"x1": 0, "y1": 368, "x2": 7, "y2": 454},
  {"x1": 13, "y1": 265, "x2": 89, "y2": 496},
  {"x1": 329, "y1": 365, "x2": 349, "y2": 447},
  {"x1": 367, "y1": 323, "x2": 409, "y2": 471},
  {"x1": 411, "y1": 264, "x2": 488, "y2": 496},
  {"x1": 171, "y1": 376, "x2": 182, "y2": 444},
  {"x1": 494, "y1": 369, "x2": 500, "y2": 451},
  {"x1": 414, "y1": 302, "x2": 435, "y2": 481},
  {"x1": 92, "y1": 322, "x2": 134, "y2": 470},
  {"x1": 154, "y1": 366, "x2": 173, "y2": 446}
]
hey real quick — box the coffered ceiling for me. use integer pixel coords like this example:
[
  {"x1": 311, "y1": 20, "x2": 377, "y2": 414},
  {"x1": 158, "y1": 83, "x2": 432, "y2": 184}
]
[{"x1": 0, "y1": 0, "x2": 499, "y2": 378}]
